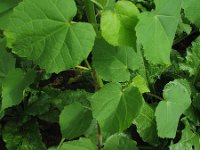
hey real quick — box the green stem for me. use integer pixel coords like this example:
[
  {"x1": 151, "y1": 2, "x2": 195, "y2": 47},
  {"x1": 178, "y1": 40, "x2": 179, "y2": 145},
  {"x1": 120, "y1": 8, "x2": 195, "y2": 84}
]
[
  {"x1": 76, "y1": 65, "x2": 90, "y2": 71},
  {"x1": 57, "y1": 138, "x2": 65, "y2": 150},
  {"x1": 84, "y1": 0, "x2": 103, "y2": 89},
  {"x1": 84, "y1": 0, "x2": 98, "y2": 33},
  {"x1": 146, "y1": 92, "x2": 163, "y2": 101}
]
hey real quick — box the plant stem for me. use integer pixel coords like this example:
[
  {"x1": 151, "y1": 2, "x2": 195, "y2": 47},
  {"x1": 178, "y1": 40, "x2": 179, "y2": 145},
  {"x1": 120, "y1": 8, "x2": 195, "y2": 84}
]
[
  {"x1": 97, "y1": 122, "x2": 102, "y2": 150},
  {"x1": 84, "y1": 0, "x2": 103, "y2": 89},
  {"x1": 84, "y1": 0, "x2": 98, "y2": 33},
  {"x1": 76, "y1": 65, "x2": 90, "y2": 71},
  {"x1": 57, "y1": 138, "x2": 65, "y2": 150},
  {"x1": 146, "y1": 92, "x2": 163, "y2": 101}
]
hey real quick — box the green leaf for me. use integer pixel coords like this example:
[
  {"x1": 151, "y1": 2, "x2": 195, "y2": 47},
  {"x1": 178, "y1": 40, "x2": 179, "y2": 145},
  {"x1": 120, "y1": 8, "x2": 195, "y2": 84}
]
[
  {"x1": 2, "y1": 121, "x2": 46, "y2": 150},
  {"x1": 182, "y1": 0, "x2": 200, "y2": 28},
  {"x1": 155, "y1": 80, "x2": 191, "y2": 138},
  {"x1": 5, "y1": 0, "x2": 96, "y2": 73},
  {"x1": 101, "y1": 1, "x2": 139, "y2": 48},
  {"x1": 0, "y1": 39, "x2": 16, "y2": 81},
  {"x1": 59, "y1": 138, "x2": 96, "y2": 150},
  {"x1": 133, "y1": 102, "x2": 160, "y2": 146},
  {"x1": 91, "y1": 83, "x2": 143, "y2": 134},
  {"x1": 1, "y1": 69, "x2": 36, "y2": 111},
  {"x1": 136, "y1": 0, "x2": 181, "y2": 65},
  {"x1": 59, "y1": 103, "x2": 92, "y2": 139},
  {"x1": 0, "y1": 0, "x2": 20, "y2": 29},
  {"x1": 93, "y1": 38, "x2": 139, "y2": 82},
  {"x1": 131, "y1": 75, "x2": 150, "y2": 93},
  {"x1": 102, "y1": 133, "x2": 138, "y2": 150},
  {"x1": 180, "y1": 37, "x2": 200, "y2": 76},
  {"x1": 170, "y1": 120, "x2": 200, "y2": 150}
]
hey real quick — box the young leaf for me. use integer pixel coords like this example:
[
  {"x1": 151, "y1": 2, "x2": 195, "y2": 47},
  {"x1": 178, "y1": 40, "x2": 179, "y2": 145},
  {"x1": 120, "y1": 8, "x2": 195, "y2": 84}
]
[
  {"x1": 131, "y1": 75, "x2": 150, "y2": 93},
  {"x1": 93, "y1": 39, "x2": 139, "y2": 82},
  {"x1": 170, "y1": 120, "x2": 200, "y2": 150},
  {"x1": 90, "y1": 0, "x2": 115, "y2": 9},
  {"x1": 5, "y1": 0, "x2": 96, "y2": 73},
  {"x1": 101, "y1": 1, "x2": 139, "y2": 48},
  {"x1": 59, "y1": 103, "x2": 92, "y2": 139},
  {"x1": 133, "y1": 102, "x2": 160, "y2": 146},
  {"x1": 136, "y1": 0, "x2": 181, "y2": 65},
  {"x1": 1, "y1": 69, "x2": 36, "y2": 111},
  {"x1": 90, "y1": 83, "x2": 143, "y2": 134},
  {"x1": 182, "y1": 0, "x2": 200, "y2": 28},
  {"x1": 180, "y1": 37, "x2": 200, "y2": 76},
  {"x1": 59, "y1": 138, "x2": 96, "y2": 150},
  {"x1": 102, "y1": 133, "x2": 138, "y2": 150},
  {"x1": 155, "y1": 80, "x2": 191, "y2": 138},
  {"x1": 2, "y1": 121, "x2": 46, "y2": 150}
]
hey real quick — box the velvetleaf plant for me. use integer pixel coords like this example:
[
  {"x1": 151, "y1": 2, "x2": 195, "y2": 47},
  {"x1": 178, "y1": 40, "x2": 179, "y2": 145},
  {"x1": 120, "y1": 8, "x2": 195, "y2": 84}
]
[{"x1": 0, "y1": 0, "x2": 200, "y2": 149}]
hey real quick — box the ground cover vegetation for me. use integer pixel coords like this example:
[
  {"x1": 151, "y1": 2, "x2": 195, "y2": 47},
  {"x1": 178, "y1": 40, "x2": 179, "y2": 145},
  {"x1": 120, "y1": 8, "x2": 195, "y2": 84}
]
[{"x1": 0, "y1": 0, "x2": 200, "y2": 149}]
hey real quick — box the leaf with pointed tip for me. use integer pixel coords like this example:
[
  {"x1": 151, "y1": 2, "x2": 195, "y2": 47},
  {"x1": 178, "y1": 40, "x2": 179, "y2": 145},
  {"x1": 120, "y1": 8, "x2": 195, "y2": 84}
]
[
  {"x1": 102, "y1": 134, "x2": 138, "y2": 150},
  {"x1": 101, "y1": 1, "x2": 139, "y2": 47},
  {"x1": 182, "y1": 0, "x2": 200, "y2": 28},
  {"x1": 155, "y1": 80, "x2": 191, "y2": 138},
  {"x1": 59, "y1": 103, "x2": 92, "y2": 139},
  {"x1": 5, "y1": 0, "x2": 96, "y2": 73},
  {"x1": 136, "y1": 0, "x2": 181, "y2": 64},
  {"x1": 93, "y1": 39, "x2": 139, "y2": 82},
  {"x1": 91, "y1": 83, "x2": 143, "y2": 134}
]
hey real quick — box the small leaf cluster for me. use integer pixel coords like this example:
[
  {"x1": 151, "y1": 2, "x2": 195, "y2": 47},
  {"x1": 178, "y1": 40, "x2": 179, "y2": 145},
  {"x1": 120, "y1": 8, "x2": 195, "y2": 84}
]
[{"x1": 0, "y1": 0, "x2": 200, "y2": 149}]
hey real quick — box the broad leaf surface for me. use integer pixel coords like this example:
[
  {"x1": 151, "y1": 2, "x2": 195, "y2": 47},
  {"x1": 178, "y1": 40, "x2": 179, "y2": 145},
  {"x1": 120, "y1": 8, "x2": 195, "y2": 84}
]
[
  {"x1": 136, "y1": 0, "x2": 181, "y2": 64},
  {"x1": 60, "y1": 138, "x2": 96, "y2": 150},
  {"x1": 101, "y1": 1, "x2": 139, "y2": 47},
  {"x1": 180, "y1": 37, "x2": 200, "y2": 76},
  {"x1": 2, "y1": 69, "x2": 36, "y2": 111},
  {"x1": 133, "y1": 102, "x2": 160, "y2": 146},
  {"x1": 91, "y1": 83, "x2": 143, "y2": 134},
  {"x1": 102, "y1": 134, "x2": 138, "y2": 150},
  {"x1": 155, "y1": 80, "x2": 191, "y2": 138},
  {"x1": 59, "y1": 103, "x2": 92, "y2": 139},
  {"x1": 93, "y1": 39, "x2": 139, "y2": 82},
  {"x1": 182, "y1": 0, "x2": 200, "y2": 28},
  {"x1": 0, "y1": 0, "x2": 20, "y2": 29},
  {"x1": 6, "y1": 0, "x2": 96, "y2": 73}
]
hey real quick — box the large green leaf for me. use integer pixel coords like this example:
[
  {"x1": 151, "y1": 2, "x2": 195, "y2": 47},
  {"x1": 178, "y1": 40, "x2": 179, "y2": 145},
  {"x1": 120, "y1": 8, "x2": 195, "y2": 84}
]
[
  {"x1": 180, "y1": 37, "x2": 200, "y2": 76},
  {"x1": 5, "y1": 0, "x2": 96, "y2": 73},
  {"x1": 0, "y1": 0, "x2": 20, "y2": 29},
  {"x1": 136, "y1": 0, "x2": 181, "y2": 64},
  {"x1": 182, "y1": 0, "x2": 200, "y2": 28},
  {"x1": 0, "y1": 39, "x2": 16, "y2": 81},
  {"x1": 59, "y1": 138, "x2": 96, "y2": 150},
  {"x1": 155, "y1": 80, "x2": 191, "y2": 138},
  {"x1": 2, "y1": 121, "x2": 46, "y2": 150},
  {"x1": 133, "y1": 102, "x2": 160, "y2": 146},
  {"x1": 170, "y1": 120, "x2": 200, "y2": 150},
  {"x1": 1, "y1": 69, "x2": 36, "y2": 111},
  {"x1": 102, "y1": 134, "x2": 138, "y2": 150},
  {"x1": 59, "y1": 103, "x2": 92, "y2": 139},
  {"x1": 93, "y1": 39, "x2": 139, "y2": 82},
  {"x1": 91, "y1": 83, "x2": 143, "y2": 134},
  {"x1": 101, "y1": 1, "x2": 139, "y2": 47}
]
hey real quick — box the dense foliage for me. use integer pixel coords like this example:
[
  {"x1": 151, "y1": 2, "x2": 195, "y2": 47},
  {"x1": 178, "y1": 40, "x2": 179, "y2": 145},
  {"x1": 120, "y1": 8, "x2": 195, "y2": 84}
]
[{"x1": 0, "y1": 0, "x2": 200, "y2": 149}]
